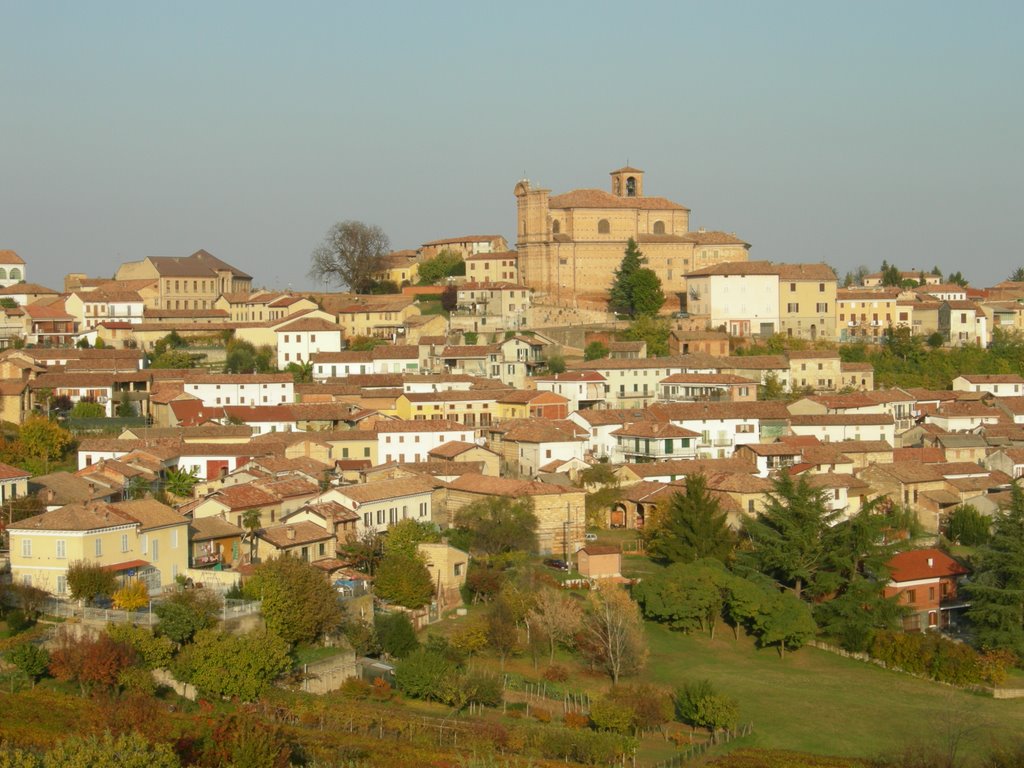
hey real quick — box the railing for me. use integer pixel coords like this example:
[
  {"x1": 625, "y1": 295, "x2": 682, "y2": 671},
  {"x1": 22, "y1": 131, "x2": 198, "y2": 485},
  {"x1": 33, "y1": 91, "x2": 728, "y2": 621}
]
[{"x1": 42, "y1": 596, "x2": 261, "y2": 624}]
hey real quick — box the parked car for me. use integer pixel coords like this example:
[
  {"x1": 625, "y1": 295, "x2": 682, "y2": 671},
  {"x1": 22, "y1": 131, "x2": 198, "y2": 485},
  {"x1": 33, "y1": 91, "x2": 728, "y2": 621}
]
[
  {"x1": 543, "y1": 558, "x2": 570, "y2": 572},
  {"x1": 584, "y1": 532, "x2": 598, "y2": 542}
]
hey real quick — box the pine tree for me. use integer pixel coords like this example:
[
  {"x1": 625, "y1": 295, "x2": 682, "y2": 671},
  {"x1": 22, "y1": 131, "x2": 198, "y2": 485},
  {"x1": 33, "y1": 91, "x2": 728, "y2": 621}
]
[
  {"x1": 743, "y1": 474, "x2": 838, "y2": 600},
  {"x1": 965, "y1": 484, "x2": 1024, "y2": 655},
  {"x1": 609, "y1": 238, "x2": 646, "y2": 316},
  {"x1": 647, "y1": 474, "x2": 735, "y2": 564}
]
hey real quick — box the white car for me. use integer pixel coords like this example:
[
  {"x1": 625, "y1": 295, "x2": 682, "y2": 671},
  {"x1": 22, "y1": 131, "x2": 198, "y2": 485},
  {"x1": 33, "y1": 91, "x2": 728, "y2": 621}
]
[{"x1": 584, "y1": 532, "x2": 598, "y2": 542}]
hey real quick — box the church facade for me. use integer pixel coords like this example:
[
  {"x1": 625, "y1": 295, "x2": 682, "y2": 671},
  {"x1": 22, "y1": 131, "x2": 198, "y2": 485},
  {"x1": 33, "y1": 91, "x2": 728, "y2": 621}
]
[{"x1": 514, "y1": 167, "x2": 749, "y2": 304}]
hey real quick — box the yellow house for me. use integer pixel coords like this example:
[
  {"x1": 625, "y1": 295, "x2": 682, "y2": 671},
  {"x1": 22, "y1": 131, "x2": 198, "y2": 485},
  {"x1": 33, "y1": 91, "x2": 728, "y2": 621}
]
[
  {"x1": 777, "y1": 264, "x2": 837, "y2": 341},
  {"x1": 115, "y1": 249, "x2": 252, "y2": 310},
  {"x1": 8, "y1": 499, "x2": 189, "y2": 595},
  {"x1": 374, "y1": 252, "x2": 420, "y2": 286},
  {"x1": 333, "y1": 295, "x2": 421, "y2": 340},
  {"x1": 395, "y1": 390, "x2": 502, "y2": 426},
  {"x1": 837, "y1": 288, "x2": 900, "y2": 342}
]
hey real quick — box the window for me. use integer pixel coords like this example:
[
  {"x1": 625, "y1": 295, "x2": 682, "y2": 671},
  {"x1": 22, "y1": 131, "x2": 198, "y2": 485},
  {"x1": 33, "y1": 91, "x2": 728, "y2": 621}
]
[
  {"x1": 816, "y1": 303, "x2": 828, "y2": 313},
  {"x1": 151, "y1": 539, "x2": 159, "y2": 562},
  {"x1": 928, "y1": 586, "x2": 936, "y2": 601},
  {"x1": 653, "y1": 220, "x2": 665, "y2": 235},
  {"x1": 787, "y1": 303, "x2": 799, "y2": 313},
  {"x1": 57, "y1": 575, "x2": 67, "y2": 595},
  {"x1": 21, "y1": 539, "x2": 31, "y2": 557},
  {"x1": 905, "y1": 589, "x2": 917, "y2": 604},
  {"x1": 171, "y1": 529, "x2": 179, "y2": 549},
  {"x1": 95, "y1": 538, "x2": 102, "y2": 557},
  {"x1": 819, "y1": 283, "x2": 825, "y2": 292},
  {"x1": 121, "y1": 534, "x2": 129, "y2": 552},
  {"x1": 552, "y1": 219, "x2": 560, "y2": 234},
  {"x1": 790, "y1": 283, "x2": 797, "y2": 292},
  {"x1": 56, "y1": 540, "x2": 66, "y2": 559},
  {"x1": 454, "y1": 562, "x2": 463, "y2": 577},
  {"x1": 597, "y1": 219, "x2": 610, "y2": 234}
]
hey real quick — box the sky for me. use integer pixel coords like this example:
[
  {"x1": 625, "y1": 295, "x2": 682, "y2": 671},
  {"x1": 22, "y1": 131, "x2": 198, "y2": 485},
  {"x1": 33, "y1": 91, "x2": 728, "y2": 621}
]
[{"x1": 1, "y1": 1, "x2": 1022, "y2": 291}]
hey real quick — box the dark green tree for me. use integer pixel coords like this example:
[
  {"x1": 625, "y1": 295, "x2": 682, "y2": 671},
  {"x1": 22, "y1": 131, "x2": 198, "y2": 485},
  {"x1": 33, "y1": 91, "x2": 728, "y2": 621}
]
[
  {"x1": 633, "y1": 561, "x2": 726, "y2": 637},
  {"x1": 880, "y1": 263, "x2": 903, "y2": 287},
  {"x1": 374, "y1": 550, "x2": 435, "y2": 609},
  {"x1": 416, "y1": 249, "x2": 465, "y2": 285},
  {"x1": 6, "y1": 642, "x2": 49, "y2": 686},
  {"x1": 1011, "y1": 267, "x2": 1024, "y2": 282},
  {"x1": 627, "y1": 269, "x2": 666, "y2": 317},
  {"x1": 743, "y1": 474, "x2": 838, "y2": 600},
  {"x1": 65, "y1": 561, "x2": 117, "y2": 605},
  {"x1": 609, "y1": 238, "x2": 646, "y2": 316},
  {"x1": 946, "y1": 504, "x2": 990, "y2": 546},
  {"x1": 243, "y1": 555, "x2": 343, "y2": 644},
  {"x1": 374, "y1": 612, "x2": 419, "y2": 658},
  {"x1": 453, "y1": 496, "x2": 540, "y2": 554},
  {"x1": 619, "y1": 315, "x2": 671, "y2": 357},
  {"x1": 584, "y1": 340, "x2": 610, "y2": 361},
  {"x1": 965, "y1": 484, "x2": 1024, "y2": 656},
  {"x1": 947, "y1": 270, "x2": 968, "y2": 287},
  {"x1": 754, "y1": 590, "x2": 817, "y2": 658},
  {"x1": 646, "y1": 474, "x2": 735, "y2": 564},
  {"x1": 544, "y1": 351, "x2": 566, "y2": 374},
  {"x1": 154, "y1": 589, "x2": 221, "y2": 645},
  {"x1": 394, "y1": 648, "x2": 453, "y2": 702}
]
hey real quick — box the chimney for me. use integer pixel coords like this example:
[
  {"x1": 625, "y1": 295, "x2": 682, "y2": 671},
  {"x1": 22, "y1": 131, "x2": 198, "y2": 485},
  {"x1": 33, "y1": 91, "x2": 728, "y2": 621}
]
[
  {"x1": 286, "y1": 525, "x2": 295, "y2": 541},
  {"x1": 927, "y1": 557, "x2": 934, "y2": 568}
]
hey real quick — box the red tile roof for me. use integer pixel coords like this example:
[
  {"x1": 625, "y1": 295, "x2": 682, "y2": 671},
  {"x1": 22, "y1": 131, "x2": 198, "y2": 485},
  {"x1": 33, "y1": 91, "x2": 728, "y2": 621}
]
[{"x1": 886, "y1": 548, "x2": 969, "y2": 583}]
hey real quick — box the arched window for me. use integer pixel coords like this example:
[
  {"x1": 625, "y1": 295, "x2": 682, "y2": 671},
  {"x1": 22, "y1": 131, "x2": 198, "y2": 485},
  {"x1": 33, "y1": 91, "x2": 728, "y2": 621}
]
[
  {"x1": 653, "y1": 220, "x2": 665, "y2": 235},
  {"x1": 626, "y1": 176, "x2": 637, "y2": 197},
  {"x1": 10, "y1": 268, "x2": 22, "y2": 280},
  {"x1": 552, "y1": 220, "x2": 560, "y2": 235},
  {"x1": 0, "y1": 268, "x2": 7, "y2": 280},
  {"x1": 598, "y1": 219, "x2": 610, "y2": 234}
]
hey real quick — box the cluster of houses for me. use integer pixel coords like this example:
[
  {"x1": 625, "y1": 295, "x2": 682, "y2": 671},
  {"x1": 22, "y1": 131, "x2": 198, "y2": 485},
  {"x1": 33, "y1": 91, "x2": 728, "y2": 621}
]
[{"x1": 1, "y1": 240, "x2": 1021, "y2": 636}]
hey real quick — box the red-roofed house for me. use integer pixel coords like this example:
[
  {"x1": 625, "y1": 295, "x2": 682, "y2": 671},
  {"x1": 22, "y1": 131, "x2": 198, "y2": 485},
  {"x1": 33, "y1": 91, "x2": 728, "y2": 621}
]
[{"x1": 884, "y1": 548, "x2": 970, "y2": 631}]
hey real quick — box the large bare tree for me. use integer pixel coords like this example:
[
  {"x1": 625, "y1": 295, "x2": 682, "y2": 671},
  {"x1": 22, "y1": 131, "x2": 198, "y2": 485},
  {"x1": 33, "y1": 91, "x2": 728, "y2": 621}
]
[
  {"x1": 528, "y1": 587, "x2": 583, "y2": 664},
  {"x1": 308, "y1": 220, "x2": 390, "y2": 293},
  {"x1": 579, "y1": 583, "x2": 648, "y2": 684}
]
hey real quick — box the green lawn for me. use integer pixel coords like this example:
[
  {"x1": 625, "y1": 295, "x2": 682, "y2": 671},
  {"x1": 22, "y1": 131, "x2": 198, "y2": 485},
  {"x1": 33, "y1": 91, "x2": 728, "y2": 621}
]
[{"x1": 644, "y1": 622, "x2": 1024, "y2": 759}]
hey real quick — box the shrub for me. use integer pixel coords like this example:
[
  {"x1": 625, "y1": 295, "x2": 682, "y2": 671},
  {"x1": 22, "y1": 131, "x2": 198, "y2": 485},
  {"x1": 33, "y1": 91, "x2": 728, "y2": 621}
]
[
  {"x1": 532, "y1": 707, "x2": 552, "y2": 723},
  {"x1": 589, "y1": 695, "x2": 634, "y2": 734},
  {"x1": 117, "y1": 666, "x2": 157, "y2": 696},
  {"x1": 112, "y1": 581, "x2": 150, "y2": 611},
  {"x1": 543, "y1": 664, "x2": 569, "y2": 682},
  {"x1": 66, "y1": 561, "x2": 117, "y2": 605},
  {"x1": 374, "y1": 612, "x2": 419, "y2": 659},
  {"x1": 154, "y1": 590, "x2": 221, "y2": 645},
  {"x1": 5, "y1": 642, "x2": 49, "y2": 685},
  {"x1": 339, "y1": 677, "x2": 373, "y2": 699},
  {"x1": 394, "y1": 648, "x2": 452, "y2": 702},
  {"x1": 5, "y1": 609, "x2": 33, "y2": 635},
  {"x1": 173, "y1": 629, "x2": 291, "y2": 702},
  {"x1": 105, "y1": 623, "x2": 175, "y2": 669},
  {"x1": 564, "y1": 711, "x2": 590, "y2": 729},
  {"x1": 48, "y1": 631, "x2": 137, "y2": 697}
]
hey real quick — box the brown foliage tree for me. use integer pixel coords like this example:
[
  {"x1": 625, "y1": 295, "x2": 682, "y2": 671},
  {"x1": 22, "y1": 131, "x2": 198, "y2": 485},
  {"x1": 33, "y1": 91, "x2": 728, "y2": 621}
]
[
  {"x1": 528, "y1": 587, "x2": 583, "y2": 664},
  {"x1": 578, "y1": 584, "x2": 648, "y2": 684},
  {"x1": 48, "y1": 630, "x2": 137, "y2": 696}
]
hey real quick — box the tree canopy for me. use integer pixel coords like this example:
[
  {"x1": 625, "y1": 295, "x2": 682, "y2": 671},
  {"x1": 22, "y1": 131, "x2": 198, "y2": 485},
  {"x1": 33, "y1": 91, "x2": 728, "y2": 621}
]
[
  {"x1": 308, "y1": 220, "x2": 390, "y2": 293},
  {"x1": 608, "y1": 239, "x2": 665, "y2": 317},
  {"x1": 646, "y1": 474, "x2": 735, "y2": 565},
  {"x1": 453, "y1": 496, "x2": 540, "y2": 555},
  {"x1": 243, "y1": 555, "x2": 343, "y2": 644},
  {"x1": 416, "y1": 249, "x2": 465, "y2": 285}
]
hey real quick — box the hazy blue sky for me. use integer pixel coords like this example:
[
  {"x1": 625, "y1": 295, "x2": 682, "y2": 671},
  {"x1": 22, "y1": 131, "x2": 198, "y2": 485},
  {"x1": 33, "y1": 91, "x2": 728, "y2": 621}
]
[{"x1": 2, "y1": 1, "x2": 1022, "y2": 290}]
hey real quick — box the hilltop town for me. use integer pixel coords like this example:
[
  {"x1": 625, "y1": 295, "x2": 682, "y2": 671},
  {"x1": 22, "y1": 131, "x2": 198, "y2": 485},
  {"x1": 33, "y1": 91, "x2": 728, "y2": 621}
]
[{"x1": 3, "y1": 166, "x2": 1024, "y2": 767}]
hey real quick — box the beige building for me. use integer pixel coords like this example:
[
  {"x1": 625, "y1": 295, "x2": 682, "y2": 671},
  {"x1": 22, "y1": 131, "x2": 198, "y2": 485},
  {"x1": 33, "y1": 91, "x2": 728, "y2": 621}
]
[
  {"x1": 465, "y1": 251, "x2": 519, "y2": 285},
  {"x1": 777, "y1": 264, "x2": 837, "y2": 341},
  {"x1": 420, "y1": 235, "x2": 508, "y2": 260},
  {"x1": 115, "y1": 249, "x2": 252, "y2": 310},
  {"x1": 515, "y1": 166, "x2": 749, "y2": 301},
  {"x1": 8, "y1": 499, "x2": 189, "y2": 595}
]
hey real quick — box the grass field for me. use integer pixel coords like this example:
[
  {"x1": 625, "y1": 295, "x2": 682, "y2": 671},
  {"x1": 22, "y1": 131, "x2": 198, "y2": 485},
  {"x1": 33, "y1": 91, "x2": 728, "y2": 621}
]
[{"x1": 436, "y1": 571, "x2": 1024, "y2": 762}]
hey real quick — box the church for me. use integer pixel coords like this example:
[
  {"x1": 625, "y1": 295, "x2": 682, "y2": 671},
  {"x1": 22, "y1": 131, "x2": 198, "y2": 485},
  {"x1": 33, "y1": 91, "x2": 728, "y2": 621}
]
[{"x1": 514, "y1": 166, "x2": 749, "y2": 304}]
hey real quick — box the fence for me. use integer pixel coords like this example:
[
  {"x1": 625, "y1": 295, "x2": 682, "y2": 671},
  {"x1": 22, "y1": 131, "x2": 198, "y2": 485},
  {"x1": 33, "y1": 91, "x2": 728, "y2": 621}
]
[
  {"x1": 42, "y1": 597, "x2": 261, "y2": 626},
  {"x1": 502, "y1": 674, "x2": 591, "y2": 714},
  {"x1": 652, "y1": 722, "x2": 754, "y2": 767}
]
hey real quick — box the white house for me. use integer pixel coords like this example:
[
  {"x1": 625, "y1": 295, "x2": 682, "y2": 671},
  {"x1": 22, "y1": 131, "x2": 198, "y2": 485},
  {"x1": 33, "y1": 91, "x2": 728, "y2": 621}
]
[
  {"x1": 648, "y1": 401, "x2": 792, "y2": 459},
  {"x1": 685, "y1": 262, "x2": 780, "y2": 337},
  {"x1": 65, "y1": 289, "x2": 145, "y2": 331},
  {"x1": 535, "y1": 371, "x2": 608, "y2": 411},
  {"x1": 788, "y1": 414, "x2": 896, "y2": 444},
  {"x1": 312, "y1": 345, "x2": 421, "y2": 380},
  {"x1": 375, "y1": 420, "x2": 475, "y2": 464},
  {"x1": 317, "y1": 477, "x2": 436, "y2": 537},
  {"x1": 952, "y1": 375, "x2": 1024, "y2": 397},
  {"x1": 181, "y1": 374, "x2": 294, "y2": 407},
  {"x1": 0, "y1": 250, "x2": 26, "y2": 288},
  {"x1": 276, "y1": 317, "x2": 344, "y2": 368}
]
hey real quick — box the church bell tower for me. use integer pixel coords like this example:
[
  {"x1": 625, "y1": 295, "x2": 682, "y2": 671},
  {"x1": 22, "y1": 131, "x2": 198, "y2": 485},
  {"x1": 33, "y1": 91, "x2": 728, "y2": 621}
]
[{"x1": 610, "y1": 166, "x2": 644, "y2": 198}]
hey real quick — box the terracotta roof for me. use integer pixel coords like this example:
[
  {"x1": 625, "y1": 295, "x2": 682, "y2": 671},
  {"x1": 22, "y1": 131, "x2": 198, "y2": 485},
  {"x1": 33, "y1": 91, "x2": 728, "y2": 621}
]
[
  {"x1": 581, "y1": 545, "x2": 621, "y2": 556},
  {"x1": 446, "y1": 474, "x2": 580, "y2": 498},
  {"x1": 648, "y1": 401, "x2": 791, "y2": 421},
  {"x1": 959, "y1": 374, "x2": 1024, "y2": 384},
  {"x1": 0, "y1": 282, "x2": 56, "y2": 295},
  {"x1": 421, "y1": 235, "x2": 505, "y2": 247},
  {"x1": 258, "y1": 521, "x2": 333, "y2": 549},
  {"x1": 866, "y1": 462, "x2": 945, "y2": 484},
  {"x1": 704, "y1": 471, "x2": 773, "y2": 494},
  {"x1": 611, "y1": 422, "x2": 700, "y2": 439},
  {"x1": 619, "y1": 457, "x2": 753, "y2": 479},
  {"x1": 830, "y1": 439, "x2": 893, "y2": 454},
  {"x1": 789, "y1": 414, "x2": 894, "y2": 426},
  {"x1": 535, "y1": 371, "x2": 606, "y2": 383},
  {"x1": 688, "y1": 260, "x2": 833, "y2": 278},
  {"x1": 276, "y1": 317, "x2": 342, "y2": 333},
  {"x1": 10, "y1": 502, "x2": 136, "y2": 532},
  {"x1": 887, "y1": 548, "x2": 969, "y2": 583},
  {"x1": 738, "y1": 443, "x2": 803, "y2": 457},
  {"x1": 549, "y1": 188, "x2": 689, "y2": 211},
  {"x1": 787, "y1": 350, "x2": 841, "y2": 360},
  {"x1": 893, "y1": 447, "x2": 946, "y2": 463},
  {"x1": 147, "y1": 250, "x2": 251, "y2": 279},
  {"x1": 441, "y1": 344, "x2": 500, "y2": 358},
  {"x1": 717, "y1": 355, "x2": 789, "y2": 370},
  {"x1": 427, "y1": 441, "x2": 484, "y2": 459},
  {"x1": 0, "y1": 461, "x2": 30, "y2": 480},
  {"x1": 209, "y1": 484, "x2": 279, "y2": 510},
  {"x1": 190, "y1": 516, "x2": 244, "y2": 541},
  {"x1": 334, "y1": 476, "x2": 436, "y2": 503},
  {"x1": 375, "y1": 419, "x2": 467, "y2": 433},
  {"x1": 464, "y1": 250, "x2": 517, "y2": 262},
  {"x1": 0, "y1": 250, "x2": 26, "y2": 265},
  {"x1": 659, "y1": 373, "x2": 752, "y2": 385},
  {"x1": 115, "y1": 499, "x2": 185, "y2": 531}
]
